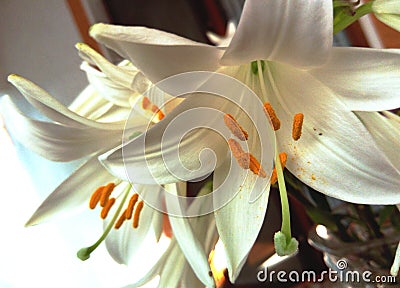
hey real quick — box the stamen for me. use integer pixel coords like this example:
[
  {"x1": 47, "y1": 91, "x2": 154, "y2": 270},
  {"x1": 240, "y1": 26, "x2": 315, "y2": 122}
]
[
  {"x1": 249, "y1": 153, "x2": 267, "y2": 178},
  {"x1": 292, "y1": 113, "x2": 304, "y2": 141},
  {"x1": 270, "y1": 152, "x2": 288, "y2": 185},
  {"x1": 100, "y1": 183, "x2": 115, "y2": 207},
  {"x1": 142, "y1": 96, "x2": 165, "y2": 121},
  {"x1": 133, "y1": 201, "x2": 144, "y2": 228},
  {"x1": 100, "y1": 198, "x2": 116, "y2": 219},
  {"x1": 263, "y1": 103, "x2": 281, "y2": 131},
  {"x1": 125, "y1": 193, "x2": 139, "y2": 219},
  {"x1": 114, "y1": 211, "x2": 127, "y2": 229},
  {"x1": 89, "y1": 186, "x2": 103, "y2": 209},
  {"x1": 223, "y1": 114, "x2": 248, "y2": 141},
  {"x1": 227, "y1": 139, "x2": 249, "y2": 169}
]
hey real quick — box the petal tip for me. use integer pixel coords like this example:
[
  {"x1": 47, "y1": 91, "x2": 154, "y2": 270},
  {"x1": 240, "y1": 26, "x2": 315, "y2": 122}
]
[{"x1": 89, "y1": 23, "x2": 107, "y2": 39}]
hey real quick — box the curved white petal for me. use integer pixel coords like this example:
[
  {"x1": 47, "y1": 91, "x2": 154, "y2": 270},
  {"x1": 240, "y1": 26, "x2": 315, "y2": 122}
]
[
  {"x1": 68, "y1": 85, "x2": 115, "y2": 120},
  {"x1": 8, "y1": 74, "x2": 125, "y2": 130},
  {"x1": 76, "y1": 43, "x2": 144, "y2": 90},
  {"x1": 2, "y1": 96, "x2": 121, "y2": 161},
  {"x1": 89, "y1": 23, "x2": 224, "y2": 83},
  {"x1": 165, "y1": 183, "x2": 215, "y2": 288},
  {"x1": 356, "y1": 112, "x2": 400, "y2": 174},
  {"x1": 99, "y1": 94, "x2": 230, "y2": 184},
  {"x1": 25, "y1": 156, "x2": 115, "y2": 226},
  {"x1": 213, "y1": 157, "x2": 271, "y2": 282},
  {"x1": 157, "y1": 244, "x2": 186, "y2": 288},
  {"x1": 221, "y1": 0, "x2": 332, "y2": 68},
  {"x1": 265, "y1": 62, "x2": 400, "y2": 205},
  {"x1": 309, "y1": 47, "x2": 400, "y2": 111},
  {"x1": 105, "y1": 185, "x2": 161, "y2": 265},
  {"x1": 80, "y1": 61, "x2": 135, "y2": 108}
]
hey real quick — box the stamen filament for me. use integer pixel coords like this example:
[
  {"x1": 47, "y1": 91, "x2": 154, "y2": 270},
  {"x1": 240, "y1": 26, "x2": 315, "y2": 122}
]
[
  {"x1": 77, "y1": 183, "x2": 132, "y2": 261},
  {"x1": 89, "y1": 186, "x2": 103, "y2": 209},
  {"x1": 223, "y1": 114, "x2": 249, "y2": 141},
  {"x1": 100, "y1": 198, "x2": 116, "y2": 219},
  {"x1": 270, "y1": 152, "x2": 288, "y2": 185},
  {"x1": 292, "y1": 113, "x2": 304, "y2": 141},
  {"x1": 133, "y1": 201, "x2": 144, "y2": 228}
]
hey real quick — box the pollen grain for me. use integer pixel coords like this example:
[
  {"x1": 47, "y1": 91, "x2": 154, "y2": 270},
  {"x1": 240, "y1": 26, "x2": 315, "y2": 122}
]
[
  {"x1": 100, "y1": 198, "x2": 116, "y2": 219},
  {"x1": 125, "y1": 193, "x2": 139, "y2": 219},
  {"x1": 89, "y1": 186, "x2": 103, "y2": 209},
  {"x1": 228, "y1": 139, "x2": 250, "y2": 169},
  {"x1": 249, "y1": 153, "x2": 267, "y2": 178},
  {"x1": 100, "y1": 183, "x2": 116, "y2": 207}
]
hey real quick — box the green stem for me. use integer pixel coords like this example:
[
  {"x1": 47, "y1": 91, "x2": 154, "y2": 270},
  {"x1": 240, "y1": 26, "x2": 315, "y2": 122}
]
[
  {"x1": 77, "y1": 183, "x2": 132, "y2": 260},
  {"x1": 333, "y1": 2, "x2": 374, "y2": 34}
]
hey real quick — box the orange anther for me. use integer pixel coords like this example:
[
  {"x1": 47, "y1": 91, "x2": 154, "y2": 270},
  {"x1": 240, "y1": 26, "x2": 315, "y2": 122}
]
[
  {"x1": 263, "y1": 103, "x2": 281, "y2": 131},
  {"x1": 100, "y1": 198, "x2": 116, "y2": 219},
  {"x1": 142, "y1": 96, "x2": 165, "y2": 121},
  {"x1": 89, "y1": 186, "x2": 103, "y2": 209},
  {"x1": 114, "y1": 211, "x2": 127, "y2": 229},
  {"x1": 133, "y1": 201, "x2": 144, "y2": 228},
  {"x1": 100, "y1": 183, "x2": 115, "y2": 207},
  {"x1": 249, "y1": 153, "x2": 266, "y2": 178},
  {"x1": 270, "y1": 152, "x2": 288, "y2": 185},
  {"x1": 223, "y1": 114, "x2": 248, "y2": 141},
  {"x1": 125, "y1": 194, "x2": 139, "y2": 219},
  {"x1": 292, "y1": 113, "x2": 304, "y2": 141},
  {"x1": 227, "y1": 139, "x2": 249, "y2": 169}
]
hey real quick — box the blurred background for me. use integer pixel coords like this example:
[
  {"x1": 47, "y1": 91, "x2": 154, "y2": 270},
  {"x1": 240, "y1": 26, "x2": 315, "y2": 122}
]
[{"x1": 0, "y1": 1, "x2": 399, "y2": 287}]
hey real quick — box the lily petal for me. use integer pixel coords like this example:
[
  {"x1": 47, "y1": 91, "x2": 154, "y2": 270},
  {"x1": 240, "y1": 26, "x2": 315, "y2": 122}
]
[
  {"x1": 68, "y1": 85, "x2": 115, "y2": 120},
  {"x1": 25, "y1": 156, "x2": 115, "y2": 225},
  {"x1": 356, "y1": 112, "x2": 400, "y2": 174},
  {"x1": 89, "y1": 23, "x2": 224, "y2": 82},
  {"x1": 221, "y1": 0, "x2": 332, "y2": 68},
  {"x1": 213, "y1": 157, "x2": 271, "y2": 282},
  {"x1": 105, "y1": 185, "x2": 162, "y2": 265},
  {"x1": 99, "y1": 93, "x2": 230, "y2": 184},
  {"x1": 1, "y1": 96, "x2": 121, "y2": 161},
  {"x1": 8, "y1": 74, "x2": 125, "y2": 130},
  {"x1": 165, "y1": 183, "x2": 215, "y2": 288},
  {"x1": 310, "y1": 47, "x2": 400, "y2": 111},
  {"x1": 265, "y1": 62, "x2": 400, "y2": 204},
  {"x1": 80, "y1": 61, "x2": 136, "y2": 108}
]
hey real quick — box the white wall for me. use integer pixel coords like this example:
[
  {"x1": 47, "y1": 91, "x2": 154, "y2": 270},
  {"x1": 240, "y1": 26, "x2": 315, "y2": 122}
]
[{"x1": 0, "y1": 0, "x2": 88, "y2": 103}]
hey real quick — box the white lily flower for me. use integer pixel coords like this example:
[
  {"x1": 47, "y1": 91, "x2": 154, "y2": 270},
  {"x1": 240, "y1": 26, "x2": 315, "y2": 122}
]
[
  {"x1": 5, "y1": 64, "x2": 216, "y2": 286},
  {"x1": 89, "y1": 0, "x2": 400, "y2": 282},
  {"x1": 372, "y1": 0, "x2": 400, "y2": 32}
]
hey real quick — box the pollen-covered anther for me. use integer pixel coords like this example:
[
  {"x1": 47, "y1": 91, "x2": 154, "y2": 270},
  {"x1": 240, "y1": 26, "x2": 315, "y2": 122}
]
[
  {"x1": 263, "y1": 102, "x2": 281, "y2": 131},
  {"x1": 248, "y1": 153, "x2": 267, "y2": 178},
  {"x1": 133, "y1": 201, "x2": 144, "y2": 228},
  {"x1": 270, "y1": 152, "x2": 288, "y2": 185},
  {"x1": 223, "y1": 114, "x2": 248, "y2": 141},
  {"x1": 125, "y1": 193, "x2": 139, "y2": 219},
  {"x1": 100, "y1": 198, "x2": 116, "y2": 219},
  {"x1": 114, "y1": 211, "x2": 127, "y2": 230},
  {"x1": 142, "y1": 96, "x2": 165, "y2": 121},
  {"x1": 227, "y1": 138, "x2": 249, "y2": 169},
  {"x1": 89, "y1": 186, "x2": 104, "y2": 209},
  {"x1": 292, "y1": 113, "x2": 304, "y2": 141},
  {"x1": 100, "y1": 182, "x2": 116, "y2": 207}
]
